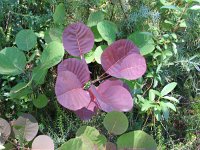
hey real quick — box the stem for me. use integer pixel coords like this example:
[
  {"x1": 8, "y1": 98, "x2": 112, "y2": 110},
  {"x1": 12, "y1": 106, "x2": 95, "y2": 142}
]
[
  {"x1": 91, "y1": 74, "x2": 111, "y2": 84},
  {"x1": 173, "y1": 3, "x2": 189, "y2": 32}
]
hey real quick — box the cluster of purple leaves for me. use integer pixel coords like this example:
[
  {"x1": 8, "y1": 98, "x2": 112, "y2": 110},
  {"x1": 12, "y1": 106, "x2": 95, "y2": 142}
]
[{"x1": 55, "y1": 22, "x2": 147, "y2": 120}]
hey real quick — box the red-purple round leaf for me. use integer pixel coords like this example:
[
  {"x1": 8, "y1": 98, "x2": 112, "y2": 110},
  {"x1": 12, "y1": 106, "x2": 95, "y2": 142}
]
[
  {"x1": 62, "y1": 22, "x2": 94, "y2": 56},
  {"x1": 12, "y1": 113, "x2": 38, "y2": 142},
  {"x1": 55, "y1": 71, "x2": 91, "y2": 111},
  {"x1": 57, "y1": 58, "x2": 90, "y2": 86},
  {"x1": 98, "y1": 85, "x2": 133, "y2": 112},
  {"x1": 90, "y1": 81, "x2": 133, "y2": 112},
  {"x1": 0, "y1": 118, "x2": 11, "y2": 144},
  {"x1": 101, "y1": 39, "x2": 146, "y2": 80},
  {"x1": 32, "y1": 135, "x2": 54, "y2": 150},
  {"x1": 75, "y1": 101, "x2": 97, "y2": 120}
]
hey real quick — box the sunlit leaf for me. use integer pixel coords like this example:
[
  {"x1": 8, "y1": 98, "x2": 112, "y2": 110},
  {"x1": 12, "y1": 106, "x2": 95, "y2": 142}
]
[
  {"x1": 15, "y1": 29, "x2": 37, "y2": 51},
  {"x1": 0, "y1": 47, "x2": 26, "y2": 75},
  {"x1": 62, "y1": 22, "x2": 94, "y2": 56},
  {"x1": 103, "y1": 111, "x2": 128, "y2": 135},
  {"x1": 32, "y1": 135, "x2": 54, "y2": 150},
  {"x1": 117, "y1": 130, "x2": 157, "y2": 149}
]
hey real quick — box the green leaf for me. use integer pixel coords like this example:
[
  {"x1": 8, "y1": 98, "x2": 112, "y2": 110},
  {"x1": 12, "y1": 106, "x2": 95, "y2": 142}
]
[
  {"x1": 161, "y1": 5, "x2": 180, "y2": 11},
  {"x1": 40, "y1": 41, "x2": 64, "y2": 69},
  {"x1": 10, "y1": 82, "x2": 32, "y2": 99},
  {"x1": 163, "y1": 96, "x2": 179, "y2": 103},
  {"x1": 189, "y1": 5, "x2": 200, "y2": 10},
  {"x1": 97, "y1": 20, "x2": 118, "y2": 45},
  {"x1": 87, "y1": 11, "x2": 104, "y2": 27},
  {"x1": 0, "y1": 47, "x2": 26, "y2": 75},
  {"x1": 44, "y1": 28, "x2": 63, "y2": 43},
  {"x1": 32, "y1": 66, "x2": 48, "y2": 85},
  {"x1": 33, "y1": 94, "x2": 48, "y2": 109},
  {"x1": 53, "y1": 3, "x2": 65, "y2": 25},
  {"x1": 103, "y1": 111, "x2": 128, "y2": 135},
  {"x1": 128, "y1": 32, "x2": 155, "y2": 55},
  {"x1": 160, "y1": 101, "x2": 169, "y2": 120},
  {"x1": 91, "y1": 26, "x2": 103, "y2": 42},
  {"x1": 165, "y1": 102, "x2": 176, "y2": 111},
  {"x1": 59, "y1": 138, "x2": 91, "y2": 150},
  {"x1": 141, "y1": 101, "x2": 156, "y2": 111},
  {"x1": 149, "y1": 89, "x2": 155, "y2": 101},
  {"x1": 117, "y1": 130, "x2": 157, "y2": 149},
  {"x1": 15, "y1": 29, "x2": 37, "y2": 51},
  {"x1": 84, "y1": 45, "x2": 96, "y2": 64},
  {"x1": 76, "y1": 126, "x2": 106, "y2": 149},
  {"x1": 161, "y1": 82, "x2": 177, "y2": 96},
  {"x1": 94, "y1": 45, "x2": 107, "y2": 64}
]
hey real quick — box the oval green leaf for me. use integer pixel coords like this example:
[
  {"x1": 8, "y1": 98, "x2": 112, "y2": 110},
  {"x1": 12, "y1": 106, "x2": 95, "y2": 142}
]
[
  {"x1": 87, "y1": 11, "x2": 104, "y2": 27},
  {"x1": 40, "y1": 41, "x2": 64, "y2": 69},
  {"x1": 16, "y1": 29, "x2": 37, "y2": 51},
  {"x1": 161, "y1": 82, "x2": 177, "y2": 97},
  {"x1": 0, "y1": 47, "x2": 26, "y2": 75},
  {"x1": 103, "y1": 111, "x2": 128, "y2": 135},
  {"x1": 53, "y1": 3, "x2": 66, "y2": 25},
  {"x1": 128, "y1": 32, "x2": 155, "y2": 55},
  {"x1": 94, "y1": 45, "x2": 107, "y2": 64},
  {"x1": 97, "y1": 21, "x2": 118, "y2": 45},
  {"x1": 33, "y1": 94, "x2": 48, "y2": 108},
  {"x1": 117, "y1": 130, "x2": 157, "y2": 149}
]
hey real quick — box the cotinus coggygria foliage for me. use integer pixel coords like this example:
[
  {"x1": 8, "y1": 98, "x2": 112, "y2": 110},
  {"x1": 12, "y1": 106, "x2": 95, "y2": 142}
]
[{"x1": 55, "y1": 22, "x2": 147, "y2": 120}]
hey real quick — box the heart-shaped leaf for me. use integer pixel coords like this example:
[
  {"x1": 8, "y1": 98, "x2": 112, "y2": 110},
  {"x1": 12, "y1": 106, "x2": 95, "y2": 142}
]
[
  {"x1": 103, "y1": 111, "x2": 128, "y2": 135},
  {"x1": 62, "y1": 22, "x2": 94, "y2": 56},
  {"x1": 101, "y1": 39, "x2": 146, "y2": 80},
  {"x1": 57, "y1": 58, "x2": 90, "y2": 86},
  {"x1": 117, "y1": 130, "x2": 157, "y2": 149},
  {"x1": 0, "y1": 47, "x2": 26, "y2": 75},
  {"x1": 13, "y1": 113, "x2": 38, "y2": 142},
  {"x1": 0, "y1": 118, "x2": 11, "y2": 144},
  {"x1": 55, "y1": 71, "x2": 91, "y2": 111},
  {"x1": 32, "y1": 135, "x2": 54, "y2": 150},
  {"x1": 15, "y1": 29, "x2": 37, "y2": 51}
]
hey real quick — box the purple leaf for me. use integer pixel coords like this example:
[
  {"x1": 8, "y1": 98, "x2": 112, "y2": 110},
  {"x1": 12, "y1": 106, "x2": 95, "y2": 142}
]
[
  {"x1": 75, "y1": 101, "x2": 97, "y2": 120},
  {"x1": 0, "y1": 118, "x2": 11, "y2": 144},
  {"x1": 62, "y1": 22, "x2": 94, "y2": 56},
  {"x1": 32, "y1": 135, "x2": 54, "y2": 150},
  {"x1": 57, "y1": 58, "x2": 90, "y2": 86},
  {"x1": 12, "y1": 113, "x2": 38, "y2": 142},
  {"x1": 55, "y1": 71, "x2": 91, "y2": 111},
  {"x1": 101, "y1": 39, "x2": 146, "y2": 80},
  {"x1": 90, "y1": 81, "x2": 133, "y2": 112}
]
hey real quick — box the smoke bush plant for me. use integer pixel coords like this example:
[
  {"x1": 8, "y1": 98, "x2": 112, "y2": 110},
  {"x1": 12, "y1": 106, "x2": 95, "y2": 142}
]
[{"x1": 55, "y1": 22, "x2": 147, "y2": 120}]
